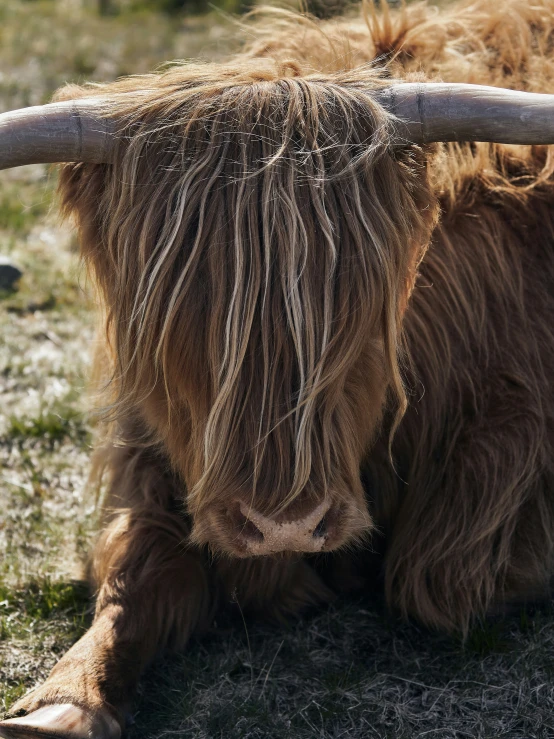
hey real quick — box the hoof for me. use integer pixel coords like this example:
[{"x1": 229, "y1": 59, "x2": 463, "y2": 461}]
[{"x1": 0, "y1": 704, "x2": 121, "y2": 739}]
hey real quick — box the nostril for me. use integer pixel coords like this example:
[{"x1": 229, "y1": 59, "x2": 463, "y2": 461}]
[
  {"x1": 312, "y1": 513, "x2": 328, "y2": 538},
  {"x1": 235, "y1": 509, "x2": 264, "y2": 542}
]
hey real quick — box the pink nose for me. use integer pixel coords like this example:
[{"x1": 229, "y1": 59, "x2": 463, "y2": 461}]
[{"x1": 227, "y1": 499, "x2": 335, "y2": 555}]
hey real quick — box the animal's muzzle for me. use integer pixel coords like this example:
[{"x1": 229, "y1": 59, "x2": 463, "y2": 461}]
[
  {"x1": 227, "y1": 499, "x2": 335, "y2": 555},
  {"x1": 191, "y1": 495, "x2": 371, "y2": 557}
]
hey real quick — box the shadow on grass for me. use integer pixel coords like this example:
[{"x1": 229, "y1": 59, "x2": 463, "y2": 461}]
[
  {"x1": 1, "y1": 580, "x2": 552, "y2": 737},
  {"x1": 129, "y1": 593, "x2": 554, "y2": 739}
]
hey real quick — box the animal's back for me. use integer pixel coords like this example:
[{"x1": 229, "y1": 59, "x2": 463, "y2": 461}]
[{"x1": 246, "y1": 0, "x2": 554, "y2": 93}]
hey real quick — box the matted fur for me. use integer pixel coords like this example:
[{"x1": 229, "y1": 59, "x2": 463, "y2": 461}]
[{"x1": 5, "y1": 0, "x2": 554, "y2": 733}]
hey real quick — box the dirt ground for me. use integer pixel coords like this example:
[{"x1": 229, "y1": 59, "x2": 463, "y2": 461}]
[{"x1": 1, "y1": 2, "x2": 554, "y2": 737}]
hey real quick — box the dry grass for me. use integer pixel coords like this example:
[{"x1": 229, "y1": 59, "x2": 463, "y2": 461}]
[{"x1": 1, "y1": 1, "x2": 553, "y2": 737}]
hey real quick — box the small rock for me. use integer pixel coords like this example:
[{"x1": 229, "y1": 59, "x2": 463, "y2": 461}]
[{"x1": 0, "y1": 256, "x2": 23, "y2": 291}]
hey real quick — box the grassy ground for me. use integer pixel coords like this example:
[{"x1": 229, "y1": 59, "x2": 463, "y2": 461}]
[{"x1": 1, "y1": 1, "x2": 554, "y2": 738}]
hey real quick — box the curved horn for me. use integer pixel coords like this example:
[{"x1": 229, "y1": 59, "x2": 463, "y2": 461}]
[
  {"x1": 3, "y1": 84, "x2": 554, "y2": 171},
  {"x1": 0, "y1": 99, "x2": 114, "y2": 171},
  {"x1": 376, "y1": 83, "x2": 554, "y2": 144}
]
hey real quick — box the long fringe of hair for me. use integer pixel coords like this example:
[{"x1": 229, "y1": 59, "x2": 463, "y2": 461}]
[{"x1": 57, "y1": 59, "x2": 436, "y2": 515}]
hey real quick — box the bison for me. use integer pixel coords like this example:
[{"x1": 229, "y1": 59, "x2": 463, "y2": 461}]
[{"x1": 1, "y1": 0, "x2": 554, "y2": 736}]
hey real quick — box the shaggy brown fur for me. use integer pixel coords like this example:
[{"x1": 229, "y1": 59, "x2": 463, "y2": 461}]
[{"x1": 5, "y1": 0, "x2": 554, "y2": 734}]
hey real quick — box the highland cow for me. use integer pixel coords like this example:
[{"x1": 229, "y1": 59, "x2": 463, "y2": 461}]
[{"x1": 1, "y1": 0, "x2": 554, "y2": 736}]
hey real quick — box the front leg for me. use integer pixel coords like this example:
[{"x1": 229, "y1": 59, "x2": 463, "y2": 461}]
[{"x1": 0, "y1": 508, "x2": 214, "y2": 739}]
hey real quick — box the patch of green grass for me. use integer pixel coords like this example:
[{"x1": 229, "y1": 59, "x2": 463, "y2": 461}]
[
  {"x1": 464, "y1": 619, "x2": 511, "y2": 656},
  {"x1": 0, "y1": 578, "x2": 90, "y2": 632},
  {"x1": 0, "y1": 683, "x2": 28, "y2": 713},
  {"x1": 4, "y1": 294, "x2": 58, "y2": 313},
  {"x1": 0, "y1": 579, "x2": 91, "y2": 714},
  {"x1": 7, "y1": 407, "x2": 90, "y2": 446},
  {"x1": 0, "y1": 185, "x2": 52, "y2": 235},
  {"x1": 2, "y1": 279, "x2": 91, "y2": 316}
]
